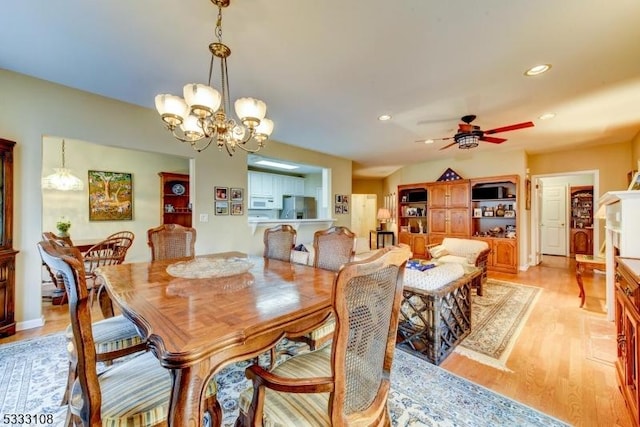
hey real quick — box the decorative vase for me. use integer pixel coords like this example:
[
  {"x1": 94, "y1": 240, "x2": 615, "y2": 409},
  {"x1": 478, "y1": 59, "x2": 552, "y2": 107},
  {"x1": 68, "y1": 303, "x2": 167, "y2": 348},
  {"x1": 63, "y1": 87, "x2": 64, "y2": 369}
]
[{"x1": 495, "y1": 204, "x2": 505, "y2": 217}]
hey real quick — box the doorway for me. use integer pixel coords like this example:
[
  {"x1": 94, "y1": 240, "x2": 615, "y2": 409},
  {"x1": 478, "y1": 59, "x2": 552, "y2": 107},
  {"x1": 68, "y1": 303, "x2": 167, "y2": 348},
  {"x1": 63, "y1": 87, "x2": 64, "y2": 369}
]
[{"x1": 531, "y1": 170, "x2": 599, "y2": 266}]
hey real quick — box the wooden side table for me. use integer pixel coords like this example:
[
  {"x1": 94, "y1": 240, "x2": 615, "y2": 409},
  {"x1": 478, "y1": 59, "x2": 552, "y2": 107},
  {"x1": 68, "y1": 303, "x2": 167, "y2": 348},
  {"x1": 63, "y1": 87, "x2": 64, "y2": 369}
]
[
  {"x1": 369, "y1": 230, "x2": 395, "y2": 249},
  {"x1": 575, "y1": 254, "x2": 606, "y2": 307}
]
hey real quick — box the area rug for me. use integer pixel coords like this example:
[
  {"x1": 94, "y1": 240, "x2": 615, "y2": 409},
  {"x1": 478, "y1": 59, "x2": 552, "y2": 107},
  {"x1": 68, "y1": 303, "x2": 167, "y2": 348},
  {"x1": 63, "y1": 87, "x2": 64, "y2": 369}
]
[
  {"x1": 0, "y1": 332, "x2": 569, "y2": 427},
  {"x1": 454, "y1": 279, "x2": 542, "y2": 372}
]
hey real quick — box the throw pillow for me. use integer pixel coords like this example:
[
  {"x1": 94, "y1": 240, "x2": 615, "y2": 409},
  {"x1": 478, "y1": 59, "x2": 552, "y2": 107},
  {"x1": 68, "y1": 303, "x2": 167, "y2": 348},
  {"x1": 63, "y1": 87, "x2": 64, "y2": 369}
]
[{"x1": 428, "y1": 244, "x2": 449, "y2": 259}]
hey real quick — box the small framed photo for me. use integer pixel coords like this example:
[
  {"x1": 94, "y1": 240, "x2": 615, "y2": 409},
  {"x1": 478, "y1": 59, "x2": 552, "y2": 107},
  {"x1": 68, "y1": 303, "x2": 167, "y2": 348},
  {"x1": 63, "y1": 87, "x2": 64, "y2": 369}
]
[
  {"x1": 628, "y1": 171, "x2": 640, "y2": 191},
  {"x1": 473, "y1": 208, "x2": 483, "y2": 218},
  {"x1": 215, "y1": 187, "x2": 228, "y2": 201},
  {"x1": 484, "y1": 210, "x2": 494, "y2": 217},
  {"x1": 231, "y1": 201, "x2": 243, "y2": 216},
  {"x1": 504, "y1": 210, "x2": 516, "y2": 218},
  {"x1": 230, "y1": 188, "x2": 243, "y2": 201},
  {"x1": 215, "y1": 201, "x2": 229, "y2": 215}
]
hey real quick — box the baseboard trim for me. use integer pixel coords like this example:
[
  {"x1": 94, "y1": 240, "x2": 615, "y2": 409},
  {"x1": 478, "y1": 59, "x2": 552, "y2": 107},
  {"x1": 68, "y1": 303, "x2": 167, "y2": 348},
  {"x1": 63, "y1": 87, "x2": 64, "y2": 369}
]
[{"x1": 16, "y1": 316, "x2": 45, "y2": 331}]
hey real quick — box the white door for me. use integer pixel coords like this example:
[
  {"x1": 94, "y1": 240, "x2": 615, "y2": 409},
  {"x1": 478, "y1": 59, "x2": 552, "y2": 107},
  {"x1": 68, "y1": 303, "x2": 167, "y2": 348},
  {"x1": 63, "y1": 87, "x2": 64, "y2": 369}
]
[
  {"x1": 541, "y1": 184, "x2": 568, "y2": 256},
  {"x1": 351, "y1": 194, "x2": 377, "y2": 239}
]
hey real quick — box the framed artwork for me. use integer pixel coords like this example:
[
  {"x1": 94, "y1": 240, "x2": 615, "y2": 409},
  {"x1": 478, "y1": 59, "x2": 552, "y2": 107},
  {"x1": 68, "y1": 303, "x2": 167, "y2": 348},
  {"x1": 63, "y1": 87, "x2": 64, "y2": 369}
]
[
  {"x1": 231, "y1": 201, "x2": 243, "y2": 215},
  {"x1": 88, "y1": 170, "x2": 133, "y2": 221},
  {"x1": 504, "y1": 210, "x2": 516, "y2": 218},
  {"x1": 334, "y1": 194, "x2": 349, "y2": 215},
  {"x1": 628, "y1": 171, "x2": 640, "y2": 191},
  {"x1": 473, "y1": 208, "x2": 483, "y2": 218},
  {"x1": 215, "y1": 201, "x2": 229, "y2": 215},
  {"x1": 215, "y1": 186, "x2": 228, "y2": 201},
  {"x1": 231, "y1": 188, "x2": 243, "y2": 201},
  {"x1": 525, "y1": 179, "x2": 531, "y2": 210}
]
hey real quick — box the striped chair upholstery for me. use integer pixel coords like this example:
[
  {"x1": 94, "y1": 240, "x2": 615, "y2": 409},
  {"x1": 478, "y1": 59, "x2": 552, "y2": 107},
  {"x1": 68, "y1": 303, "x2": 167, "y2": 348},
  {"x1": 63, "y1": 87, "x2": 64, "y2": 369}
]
[
  {"x1": 263, "y1": 224, "x2": 296, "y2": 262},
  {"x1": 236, "y1": 246, "x2": 410, "y2": 427},
  {"x1": 37, "y1": 239, "x2": 221, "y2": 427},
  {"x1": 41, "y1": 234, "x2": 146, "y2": 406}
]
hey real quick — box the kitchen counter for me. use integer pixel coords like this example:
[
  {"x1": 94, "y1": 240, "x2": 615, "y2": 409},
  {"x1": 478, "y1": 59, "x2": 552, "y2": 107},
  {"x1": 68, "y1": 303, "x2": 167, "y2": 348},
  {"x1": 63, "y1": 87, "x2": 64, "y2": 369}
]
[{"x1": 247, "y1": 218, "x2": 335, "y2": 234}]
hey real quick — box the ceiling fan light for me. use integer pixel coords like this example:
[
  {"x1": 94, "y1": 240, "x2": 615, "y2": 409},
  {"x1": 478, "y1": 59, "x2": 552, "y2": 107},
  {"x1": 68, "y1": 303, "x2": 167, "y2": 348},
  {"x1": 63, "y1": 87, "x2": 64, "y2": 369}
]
[
  {"x1": 183, "y1": 83, "x2": 221, "y2": 118},
  {"x1": 456, "y1": 134, "x2": 479, "y2": 149}
]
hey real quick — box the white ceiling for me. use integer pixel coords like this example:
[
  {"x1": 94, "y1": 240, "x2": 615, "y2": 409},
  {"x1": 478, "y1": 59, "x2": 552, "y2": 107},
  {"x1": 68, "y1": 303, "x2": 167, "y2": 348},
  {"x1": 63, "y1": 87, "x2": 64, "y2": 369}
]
[{"x1": 2, "y1": 0, "x2": 640, "y2": 178}]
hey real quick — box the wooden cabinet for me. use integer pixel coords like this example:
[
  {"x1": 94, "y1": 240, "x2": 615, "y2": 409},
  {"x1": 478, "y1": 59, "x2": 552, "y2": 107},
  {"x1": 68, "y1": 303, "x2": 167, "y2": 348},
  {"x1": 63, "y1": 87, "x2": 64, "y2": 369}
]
[
  {"x1": 571, "y1": 228, "x2": 593, "y2": 256},
  {"x1": 397, "y1": 184, "x2": 429, "y2": 257},
  {"x1": 159, "y1": 172, "x2": 191, "y2": 227},
  {"x1": 470, "y1": 175, "x2": 518, "y2": 273},
  {"x1": 398, "y1": 232, "x2": 428, "y2": 258},
  {"x1": 471, "y1": 236, "x2": 518, "y2": 274},
  {"x1": 0, "y1": 139, "x2": 17, "y2": 337},
  {"x1": 570, "y1": 186, "x2": 594, "y2": 256},
  {"x1": 615, "y1": 257, "x2": 640, "y2": 424},
  {"x1": 427, "y1": 180, "x2": 471, "y2": 242}
]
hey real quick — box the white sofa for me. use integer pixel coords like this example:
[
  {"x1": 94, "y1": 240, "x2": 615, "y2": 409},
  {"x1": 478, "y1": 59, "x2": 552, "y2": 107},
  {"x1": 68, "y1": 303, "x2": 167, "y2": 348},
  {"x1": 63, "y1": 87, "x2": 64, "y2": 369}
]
[
  {"x1": 291, "y1": 236, "x2": 410, "y2": 266},
  {"x1": 426, "y1": 237, "x2": 490, "y2": 295}
]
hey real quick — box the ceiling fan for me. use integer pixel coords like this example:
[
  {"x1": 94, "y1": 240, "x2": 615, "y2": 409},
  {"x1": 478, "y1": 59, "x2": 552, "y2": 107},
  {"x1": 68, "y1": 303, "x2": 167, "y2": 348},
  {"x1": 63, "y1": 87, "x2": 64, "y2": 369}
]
[{"x1": 417, "y1": 115, "x2": 534, "y2": 150}]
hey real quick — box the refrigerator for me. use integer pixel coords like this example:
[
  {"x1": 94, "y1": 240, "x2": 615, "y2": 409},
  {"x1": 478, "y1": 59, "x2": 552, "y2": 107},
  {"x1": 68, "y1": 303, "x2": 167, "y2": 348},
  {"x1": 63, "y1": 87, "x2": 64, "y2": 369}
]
[{"x1": 280, "y1": 196, "x2": 317, "y2": 219}]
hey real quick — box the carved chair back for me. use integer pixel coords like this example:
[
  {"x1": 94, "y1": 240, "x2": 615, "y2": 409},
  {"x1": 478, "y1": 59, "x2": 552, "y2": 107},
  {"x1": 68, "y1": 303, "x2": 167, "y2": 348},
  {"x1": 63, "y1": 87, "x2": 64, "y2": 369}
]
[
  {"x1": 147, "y1": 224, "x2": 196, "y2": 261},
  {"x1": 313, "y1": 226, "x2": 356, "y2": 271},
  {"x1": 263, "y1": 224, "x2": 296, "y2": 262}
]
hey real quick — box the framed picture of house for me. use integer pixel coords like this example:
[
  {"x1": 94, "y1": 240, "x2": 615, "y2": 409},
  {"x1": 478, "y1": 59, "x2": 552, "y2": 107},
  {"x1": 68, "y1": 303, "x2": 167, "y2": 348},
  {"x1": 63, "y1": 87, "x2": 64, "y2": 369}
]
[
  {"x1": 215, "y1": 201, "x2": 229, "y2": 215},
  {"x1": 628, "y1": 171, "x2": 640, "y2": 191},
  {"x1": 88, "y1": 170, "x2": 133, "y2": 221}
]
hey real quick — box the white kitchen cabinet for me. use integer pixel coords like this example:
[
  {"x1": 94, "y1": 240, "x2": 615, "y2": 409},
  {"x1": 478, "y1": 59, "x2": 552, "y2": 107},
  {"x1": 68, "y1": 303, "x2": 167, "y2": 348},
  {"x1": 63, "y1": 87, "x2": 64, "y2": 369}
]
[
  {"x1": 272, "y1": 174, "x2": 284, "y2": 209},
  {"x1": 281, "y1": 176, "x2": 305, "y2": 196},
  {"x1": 248, "y1": 171, "x2": 274, "y2": 197}
]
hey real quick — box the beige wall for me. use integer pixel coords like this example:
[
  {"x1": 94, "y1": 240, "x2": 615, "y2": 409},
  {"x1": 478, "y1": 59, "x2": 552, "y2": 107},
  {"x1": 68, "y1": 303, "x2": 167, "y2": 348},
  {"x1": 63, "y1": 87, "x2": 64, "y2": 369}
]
[
  {"x1": 0, "y1": 69, "x2": 352, "y2": 329},
  {"x1": 352, "y1": 178, "x2": 384, "y2": 205},
  {"x1": 42, "y1": 137, "x2": 189, "y2": 262},
  {"x1": 632, "y1": 130, "x2": 640, "y2": 172},
  {"x1": 528, "y1": 141, "x2": 632, "y2": 197}
]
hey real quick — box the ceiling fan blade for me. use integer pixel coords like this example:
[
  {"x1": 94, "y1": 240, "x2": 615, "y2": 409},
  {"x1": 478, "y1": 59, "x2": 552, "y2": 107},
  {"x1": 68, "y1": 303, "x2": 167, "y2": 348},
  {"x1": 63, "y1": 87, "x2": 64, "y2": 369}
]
[
  {"x1": 480, "y1": 136, "x2": 507, "y2": 144},
  {"x1": 414, "y1": 136, "x2": 453, "y2": 143},
  {"x1": 439, "y1": 142, "x2": 458, "y2": 150},
  {"x1": 484, "y1": 121, "x2": 534, "y2": 134}
]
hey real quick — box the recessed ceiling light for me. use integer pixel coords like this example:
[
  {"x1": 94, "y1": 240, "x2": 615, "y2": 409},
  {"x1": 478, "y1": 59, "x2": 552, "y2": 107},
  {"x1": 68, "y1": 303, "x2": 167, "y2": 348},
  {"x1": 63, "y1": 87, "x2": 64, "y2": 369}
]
[
  {"x1": 539, "y1": 112, "x2": 556, "y2": 120},
  {"x1": 378, "y1": 114, "x2": 392, "y2": 121},
  {"x1": 524, "y1": 64, "x2": 551, "y2": 76},
  {"x1": 254, "y1": 160, "x2": 299, "y2": 170}
]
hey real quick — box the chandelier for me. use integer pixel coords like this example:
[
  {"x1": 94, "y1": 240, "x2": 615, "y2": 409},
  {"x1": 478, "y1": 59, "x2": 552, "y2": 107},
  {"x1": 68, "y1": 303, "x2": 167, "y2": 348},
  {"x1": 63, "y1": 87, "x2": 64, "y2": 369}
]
[
  {"x1": 154, "y1": 0, "x2": 273, "y2": 156},
  {"x1": 455, "y1": 134, "x2": 480, "y2": 150},
  {"x1": 41, "y1": 140, "x2": 84, "y2": 191}
]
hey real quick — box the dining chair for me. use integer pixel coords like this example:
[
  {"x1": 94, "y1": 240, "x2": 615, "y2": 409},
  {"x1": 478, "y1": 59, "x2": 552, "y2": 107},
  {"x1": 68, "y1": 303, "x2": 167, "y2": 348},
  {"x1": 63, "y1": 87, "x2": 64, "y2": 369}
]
[
  {"x1": 263, "y1": 224, "x2": 296, "y2": 262},
  {"x1": 236, "y1": 246, "x2": 410, "y2": 427},
  {"x1": 300, "y1": 226, "x2": 357, "y2": 350},
  {"x1": 147, "y1": 223, "x2": 196, "y2": 261},
  {"x1": 37, "y1": 239, "x2": 222, "y2": 427},
  {"x1": 83, "y1": 235, "x2": 135, "y2": 305}
]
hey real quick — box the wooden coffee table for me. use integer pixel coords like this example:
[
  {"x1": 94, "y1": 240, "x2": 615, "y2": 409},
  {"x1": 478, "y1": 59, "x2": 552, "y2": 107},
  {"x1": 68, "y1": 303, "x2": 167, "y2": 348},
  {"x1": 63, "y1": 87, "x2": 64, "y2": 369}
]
[{"x1": 575, "y1": 254, "x2": 606, "y2": 308}]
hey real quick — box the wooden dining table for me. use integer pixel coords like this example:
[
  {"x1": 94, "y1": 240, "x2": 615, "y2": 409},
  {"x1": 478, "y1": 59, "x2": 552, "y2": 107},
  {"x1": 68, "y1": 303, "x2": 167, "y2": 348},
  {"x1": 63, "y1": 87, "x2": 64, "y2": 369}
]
[{"x1": 96, "y1": 252, "x2": 336, "y2": 427}]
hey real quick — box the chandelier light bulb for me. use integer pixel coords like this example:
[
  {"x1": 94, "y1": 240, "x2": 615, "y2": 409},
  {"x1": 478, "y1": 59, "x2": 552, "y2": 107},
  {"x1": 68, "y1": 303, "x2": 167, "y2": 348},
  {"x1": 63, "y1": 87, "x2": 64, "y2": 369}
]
[
  {"x1": 180, "y1": 115, "x2": 206, "y2": 141},
  {"x1": 235, "y1": 97, "x2": 267, "y2": 128},
  {"x1": 183, "y1": 83, "x2": 221, "y2": 118},
  {"x1": 254, "y1": 118, "x2": 274, "y2": 141},
  {"x1": 155, "y1": 94, "x2": 189, "y2": 126}
]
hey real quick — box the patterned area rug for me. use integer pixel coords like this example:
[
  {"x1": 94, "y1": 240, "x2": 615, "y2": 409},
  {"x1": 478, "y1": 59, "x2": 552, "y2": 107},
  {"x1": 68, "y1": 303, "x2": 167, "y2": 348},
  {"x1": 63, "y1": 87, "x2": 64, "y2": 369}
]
[
  {"x1": 0, "y1": 329, "x2": 567, "y2": 426},
  {"x1": 454, "y1": 279, "x2": 542, "y2": 371}
]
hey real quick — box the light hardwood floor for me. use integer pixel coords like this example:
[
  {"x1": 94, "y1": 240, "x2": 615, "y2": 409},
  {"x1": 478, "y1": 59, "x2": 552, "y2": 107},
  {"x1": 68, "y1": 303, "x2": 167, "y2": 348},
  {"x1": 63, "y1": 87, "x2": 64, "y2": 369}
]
[{"x1": 1, "y1": 256, "x2": 631, "y2": 426}]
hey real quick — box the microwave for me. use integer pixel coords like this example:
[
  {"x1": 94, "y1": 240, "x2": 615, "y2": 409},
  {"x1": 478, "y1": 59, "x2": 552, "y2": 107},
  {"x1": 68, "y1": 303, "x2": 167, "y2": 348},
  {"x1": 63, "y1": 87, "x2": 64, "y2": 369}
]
[{"x1": 250, "y1": 197, "x2": 275, "y2": 209}]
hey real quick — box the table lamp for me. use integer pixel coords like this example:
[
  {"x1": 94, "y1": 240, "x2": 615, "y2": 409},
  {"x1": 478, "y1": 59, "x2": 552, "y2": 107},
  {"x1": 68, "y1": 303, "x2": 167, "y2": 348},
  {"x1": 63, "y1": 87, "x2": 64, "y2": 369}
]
[{"x1": 377, "y1": 208, "x2": 391, "y2": 231}]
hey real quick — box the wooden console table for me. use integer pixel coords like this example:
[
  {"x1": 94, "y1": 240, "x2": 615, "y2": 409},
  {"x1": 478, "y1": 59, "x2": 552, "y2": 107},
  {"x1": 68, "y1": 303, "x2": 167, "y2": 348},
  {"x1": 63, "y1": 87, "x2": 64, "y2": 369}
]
[{"x1": 575, "y1": 254, "x2": 605, "y2": 308}]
